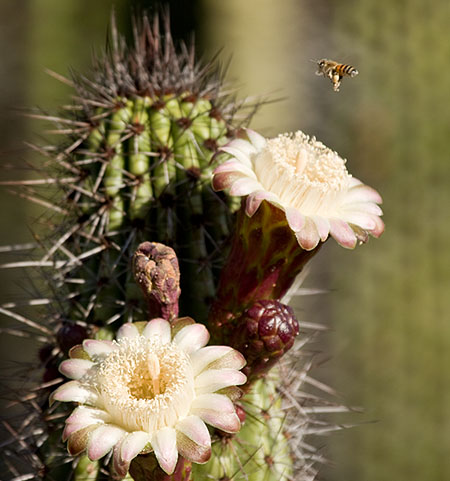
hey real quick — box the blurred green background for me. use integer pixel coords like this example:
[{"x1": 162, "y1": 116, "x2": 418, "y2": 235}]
[{"x1": 1, "y1": 0, "x2": 449, "y2": 480}]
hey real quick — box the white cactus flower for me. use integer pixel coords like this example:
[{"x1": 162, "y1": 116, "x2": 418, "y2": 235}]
[
  {"x1": 51, "y1": 318, "x2": 247, "y2": 476},
  {"x1": 213, "y1": 129, "x2": 384, "y2": 250}
]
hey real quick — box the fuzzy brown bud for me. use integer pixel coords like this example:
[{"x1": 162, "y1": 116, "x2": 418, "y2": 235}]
[{"x1": 133, "y1": 242, "x2": 181, "y2": 321}]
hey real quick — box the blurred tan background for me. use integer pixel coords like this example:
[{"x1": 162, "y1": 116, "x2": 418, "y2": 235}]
[{"x1": 1, "y1": 0, "x2": 450, "y2": 480}]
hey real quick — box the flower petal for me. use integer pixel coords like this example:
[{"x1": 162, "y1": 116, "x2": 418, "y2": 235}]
[
  {"x1": 173, "y1": 324, "x2": 210, "y2": 355},
  {"x1": 177, "y1": 415, "x2": 211, "y2": 448},
  {"x1": 190, "y1": 346, "x2": 246, "y2": 376},
  {"x1": 59, "y1": 359, "x2": 94, "y2": 380},
  {"x1": 367, "y1": 214, "x2": 385, "y2": 237},
  {"x1": 191, "y1": 394, "x2": 241, "y2": 433},
  {"x1": 117, "y1": 323, "x2": 139, "y2": 340},
  {"x1": 340, "y1": 211, "x2": 378, "y2": 231},
  {"x1": 64, "y1": 408, "x2": 111, "y2": 440},
  {"x1": 342, "y1": 201, "x2": 383, "y2": 216},
  {"x1": 221, "y1": 139, "x2": 257, "y2": 162},
  {"x1": 245, "y1": 190, "x2": 280, "y2": 217},
  {"x1": 311, "y1": 215, "x2": 331, "y2": 241},
  {"x1": 63, "y1": 410, "x2": 111, "y2": 442},
  {"x1": 284, "y1": 207, "x2": 306, "y2": 232},
  {"x1": 295, "y1": 217, "x2": 321, "y2": 251},
  {"x1": 142, "y1": 318, "x2": 171, "y2": 344},
  {"x1": 212, "y1": 170, "x2": 246, "y2": 192},
  {"x1": 87, "y1": 425, "x2": 126, "y2": 461},
  {"x1": 229, "y1": 177, "x2": 261, "y2": 197},
  {"x1": 63, "y1": 422, "x2": 91, "y2": 442},
  {"x1": 66, "y1": 406, "x2": 111, "y2": 426},
  {"x1": 246, "y1": 128, "x2": 267, "y2": 150},
  {"x1": 194, "y1": 369, "x2": 247, "y2": 395},
  {"x1": 214, "y1": 160, "x2": 258, "y2": 179},
  {"x1": 82, "y1": 339, "x2": 117, "y2": 359},
  {"x1": 113, "y1": 431, "x2": 152, "y2": 478},
  {"x1": 220, "y1": 146, "x2": 252, "y2": 168},
  {"x1": 67, "y1": 424, "x2": 98, "y2": 456},
  {"x1": 176, "y1": 416, "x2": 211, "y2": 464},
  {"x1": 346, "y1": 182, "x2": 383, "y2": 204},
  {"x1": 151, "y1": 427, "x2": 178, "y2": 475},
  {"x1": 50, "y1": 380, "x2": 98, "y2": 406},
  {"x1": 329, "y1": 219, "x2": 358, "y2": 249}
]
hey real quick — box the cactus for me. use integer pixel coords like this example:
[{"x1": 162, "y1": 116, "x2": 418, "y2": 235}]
[{"x1": 0, "y1": 10, "x2": 384, "y2": 481}]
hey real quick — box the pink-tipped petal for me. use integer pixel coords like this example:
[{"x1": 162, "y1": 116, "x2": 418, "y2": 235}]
[
  {"x1": 194, "y1": 369, "x2": 247, "y2": 395},
  {"x1": 311, "y1": 215, "x2": 331, "y2": 241},
  {"x1": 246, "y1": 193, "x2": 264, "y2": 217},
  {"x1": 229, "y1": 177, "x2": 261, "y2": 197},
  {"x1": 151, "y1": 427, "x2": 178, "y2": 475},
  {"x1": 222, "y1": 138, "x2": 257, "y2": 159},
  {"x1": 63, "y1": 409, "x2": 110, "y2": 441},
  {"x1": 173, "y1": 324, "x2": 210, "y2": 355},
  {"x1": 87, "y1": 425, "x2": 126, "y2": 461},
  {"x1": 66, "y1": 406, "x2": 112, "y2": 426},
  {"x1": 177, "y1": 416, "x2": 211, "y2": 448},
  {"x1": 113, "y1": 444, "x2": 129, "y2": 479},
  {"x1": 329, "y1": 219, "x2": 358, "y2": 249},
  {"x1": 342, "y1": 201, "x2": 383, "y2": 216},
  {"x1": 213, "y1": 160, "x2": 257, "y2": 179},
  {"x1": 82, "y1": 339, "x2": 117, "y2": 359},
  {"x1": 368, "y1": 214, "x2": 385, "y2": 237},
  {"x1": 220, "y1": 145, "x2": 253, "y2": 167},
  {"x1": 117, "y1": 323, "x2": 139, "y2": 340},
  {"x1": 212, "y1": 171, "x2": 246, "y2": 192},
  {"x1": 63, "y1": 422, "x2": 92, "y2": 442},
  {"x1": 246, "y1": 128, "x2": 267, "y2": 150},
  {"x1": 142, "y1": 318, "x2": 171, "y2": 343},
  {"x1": 340, "y1": 211, "x2": 378, "y2": 231},
  {"x1": 245, "y1": 191, "x2": 280, "y2": 217},
  {"x1": 191, "y1": 394, "x2": 241, "y2": 433},
  {"x1": 67, "y1": 425, "x2": 97, "y2": 456},
  {"x1": 285, "y1": 207, "x2": 306, "y2": 231},
  {"x1": 50, "y1": 381, "x2": 98, "y2": 406},
  {"x1": 190, "y1": 346, "x2": 246, "y2": 376},
  {"x1": 346, "y1": 183, "x2": 383, "y2": 204},
  {"x1": 176, "y1": 416, "x2": 211, "y2": 464},
  {"x1": 295, "y1": 217, "x2": 321, "y2": 251},
  {"x1": 112, "y1": 431, "x2": 152, "y2": 477},
  {"x1": 120, "y1": 431, "x2": 151, "y2": 462},
  {"x1": 59, "y1": 359, "x2": 93, "y2": 380}
]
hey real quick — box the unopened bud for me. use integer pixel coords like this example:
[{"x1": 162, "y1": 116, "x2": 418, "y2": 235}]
[
  {"x1": 133, "y1": 242, "x2": 181, "y2": 321},
  {"x1": 234, "y1": 300, "x2": 299, "y2": 381}
]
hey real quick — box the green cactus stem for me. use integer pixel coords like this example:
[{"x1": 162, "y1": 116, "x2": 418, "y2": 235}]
[{"x1": 192, "y1": 372, "x2": 293, "y2": 481}]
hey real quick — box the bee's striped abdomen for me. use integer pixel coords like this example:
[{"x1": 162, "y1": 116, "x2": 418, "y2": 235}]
[{"x1": 336, "y1": 64, "x2": 358, "y2": 77}]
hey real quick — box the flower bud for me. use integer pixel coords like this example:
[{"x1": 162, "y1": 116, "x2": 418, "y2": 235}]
[
  {"x1": 133, "y1": 242, "x2": 181, "y2": 321},
  {"x1": 233, "y1": 300, "x2": 299, "y2": 381}
]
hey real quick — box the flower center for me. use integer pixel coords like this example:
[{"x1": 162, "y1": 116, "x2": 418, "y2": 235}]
[
  {"x1": 92, "y1": 336, "x2": 195, "y2": 433},
  {"x1": 255, "y1": 131, "x2": 352, "y2": 215}
]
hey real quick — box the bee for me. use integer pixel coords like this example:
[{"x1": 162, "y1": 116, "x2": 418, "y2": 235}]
[{"x1": 315, "y1": 59, "x2": 359, "y2": 92}]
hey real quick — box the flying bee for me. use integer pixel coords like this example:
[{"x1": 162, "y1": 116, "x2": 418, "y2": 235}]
[{"x1": 315, "y1": 59, "x2": 358, "y2": 92}]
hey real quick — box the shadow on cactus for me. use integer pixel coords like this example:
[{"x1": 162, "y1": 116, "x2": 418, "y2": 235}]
[{"x1": 0, "y1": 10, "x2": 384, "y2": 481}]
